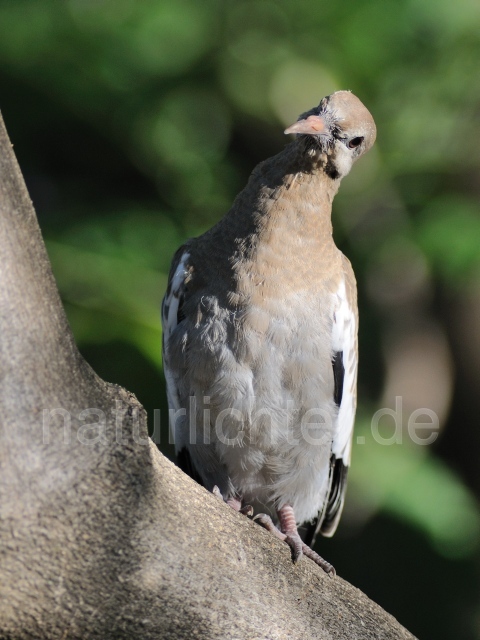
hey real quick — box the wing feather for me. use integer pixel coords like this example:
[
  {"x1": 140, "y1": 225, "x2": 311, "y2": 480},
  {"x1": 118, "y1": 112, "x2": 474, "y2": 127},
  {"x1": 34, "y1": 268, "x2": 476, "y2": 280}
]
[
  {"x1": 304, "y1": 267, "x2": 358, "y2": 545},
  {"x1": 161, "y1": 245, "x2": 191, "y2": 437}
]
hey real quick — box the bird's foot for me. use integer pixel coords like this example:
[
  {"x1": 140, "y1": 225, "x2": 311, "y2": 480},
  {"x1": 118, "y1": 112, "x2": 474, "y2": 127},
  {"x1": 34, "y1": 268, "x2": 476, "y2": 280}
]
[
  {"x1": 212, "y1": 486, "x2": 253, "y2": 516},
  {"x1": 301, "y1": 543, "x2": 336, "y2": 576},
  {"x1": 227, "y1": 496, "x2": 254, "y2": 516},
  {"x1": 255, "y1": 506, "x2": 335, "y2": 576},
  {"x1": 278, "y1": 505, "x2": 336, "y2": 576},
  {"x1": 239, "y1": 504, "x2": 254, "y2": 516},
  {"x1": 253, "y1": 513, "x2": 287, "y2": 541},
  {"x1": 254, "y1": 512, "x2": 304, "y2": 564},
  {"x1": 212, "y1": 485, "x2": 223, "y2": 500}
]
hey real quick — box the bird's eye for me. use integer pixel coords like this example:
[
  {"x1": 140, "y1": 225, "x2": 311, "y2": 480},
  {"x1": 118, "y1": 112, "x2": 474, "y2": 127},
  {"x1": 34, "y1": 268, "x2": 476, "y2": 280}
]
[{"x1": 348, "y1": 136, "x2": 364, "y2": 149}]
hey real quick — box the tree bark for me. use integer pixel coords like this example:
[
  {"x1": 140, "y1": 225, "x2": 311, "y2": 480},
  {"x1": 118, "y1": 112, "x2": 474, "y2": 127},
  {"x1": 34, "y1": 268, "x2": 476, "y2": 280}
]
[{"x1": 0, "y1": 111, "x2": 417, "y2": 640}]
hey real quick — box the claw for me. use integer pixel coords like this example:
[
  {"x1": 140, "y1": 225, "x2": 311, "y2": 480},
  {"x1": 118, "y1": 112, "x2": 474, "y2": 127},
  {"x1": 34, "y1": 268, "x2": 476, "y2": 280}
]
[
  {"x1": 285, "y1": 533, "x2": 303, "y2": 564},
  {"x1": 240, "y1": 504, "x2": 254, "y2": 517},
  {"x1": 255, "y1": 505, "x2": 336, "y2": 576},
  {"x1": 213, "y1": 488, "x2": 253, "y2": 517},
  {"x1": 212, "y1": 485, "x2": 223, "y2": 500}
]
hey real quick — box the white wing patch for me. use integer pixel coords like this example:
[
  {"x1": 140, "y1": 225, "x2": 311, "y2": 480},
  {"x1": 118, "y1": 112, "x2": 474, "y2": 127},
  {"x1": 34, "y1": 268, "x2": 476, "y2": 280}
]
[
  {"x1": 162, "y1": 250, "x2": 190, "y2": 345},
  {"x1": 331, "y1": 278, "x2": 357, "y2": 464},
  {"x1": 161, "y1": 250, "x2": 190, "y2": 437}
]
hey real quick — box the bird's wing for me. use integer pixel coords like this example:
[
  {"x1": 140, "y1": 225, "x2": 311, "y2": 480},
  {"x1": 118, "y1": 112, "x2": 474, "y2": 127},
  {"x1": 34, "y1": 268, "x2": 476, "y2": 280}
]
[
  {"x1": 330, "y1": 260, "x2": 358, "y2": 467},
  {"x1": 304, "y1": 260, "x2": 358, "y2": 544},
  {"x1": 161, "y1": 244, "x2": 191, "y2": 441},
  {"x1": 162, "y1": 243, "x2": 215, "y2": 487},
  {"x1": 161, "y1": 243, "x2": 246, "y2": 497}
]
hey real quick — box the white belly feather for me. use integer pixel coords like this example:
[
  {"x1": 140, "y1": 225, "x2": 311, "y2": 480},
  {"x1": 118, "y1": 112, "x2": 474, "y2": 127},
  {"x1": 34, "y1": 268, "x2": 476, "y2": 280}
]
[{"x1": 192, "y1": 292, "x2": 338, "y2": 524}]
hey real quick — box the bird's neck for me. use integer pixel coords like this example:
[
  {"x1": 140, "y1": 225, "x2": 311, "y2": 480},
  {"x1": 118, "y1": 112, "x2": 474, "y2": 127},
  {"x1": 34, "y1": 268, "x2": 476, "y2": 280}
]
[
  {"x1": 224, "y1": 141, "x2": 341, "y2": 256},
  {"x1": 192, "y1": 141, "x2": 344, "y2": 305}
]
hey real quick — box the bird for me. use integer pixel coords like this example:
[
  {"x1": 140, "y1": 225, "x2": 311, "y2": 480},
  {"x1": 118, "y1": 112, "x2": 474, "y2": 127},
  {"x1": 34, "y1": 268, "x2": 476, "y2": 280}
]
[{"x1": 162, "y1": 90, "x2": 376, "y2": 575}]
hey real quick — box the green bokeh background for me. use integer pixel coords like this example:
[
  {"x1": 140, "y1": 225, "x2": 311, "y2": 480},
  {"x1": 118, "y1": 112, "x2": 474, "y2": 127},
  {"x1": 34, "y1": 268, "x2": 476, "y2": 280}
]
[{"x1": 1, "y1": 1, "x2": 480, "y2": 637}]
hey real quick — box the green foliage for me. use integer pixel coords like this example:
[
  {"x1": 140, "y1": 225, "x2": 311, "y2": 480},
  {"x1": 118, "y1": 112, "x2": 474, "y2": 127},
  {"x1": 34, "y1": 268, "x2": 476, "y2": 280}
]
[
  {"x1": 352, "y1": 414, "x2": 480, "y2": 558},
  {"x1": 418, "y1": 197, "x2": 480, "y2": 282}
]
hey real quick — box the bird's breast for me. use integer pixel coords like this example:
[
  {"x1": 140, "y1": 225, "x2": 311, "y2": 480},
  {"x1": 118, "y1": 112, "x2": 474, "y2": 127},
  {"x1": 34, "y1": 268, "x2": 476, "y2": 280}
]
[
  {"x1": 216, "y1": 291, "x2": 338, "y2": 522},
  {"x1": 228, "y1": 286, "x2": 337, "y2": 432}
]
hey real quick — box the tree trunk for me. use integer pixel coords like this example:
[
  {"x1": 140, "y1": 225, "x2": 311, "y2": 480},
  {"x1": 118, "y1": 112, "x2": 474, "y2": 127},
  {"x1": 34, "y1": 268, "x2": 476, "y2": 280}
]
[{"x1": 0, "y1": 111, "x2": 417, "y2": 640}]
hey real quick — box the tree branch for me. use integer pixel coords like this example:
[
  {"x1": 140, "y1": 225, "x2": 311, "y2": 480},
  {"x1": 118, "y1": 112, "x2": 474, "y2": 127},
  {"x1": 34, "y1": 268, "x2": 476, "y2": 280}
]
[{"x1": 0, "y1": 111, "x2": 417, "y2": 639}]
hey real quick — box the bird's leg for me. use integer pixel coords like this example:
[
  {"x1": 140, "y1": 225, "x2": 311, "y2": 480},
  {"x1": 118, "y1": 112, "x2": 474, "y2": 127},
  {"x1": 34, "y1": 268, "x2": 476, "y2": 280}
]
[
  {"x1": 278, "y1": 505, "x2": 336, "y2": 575},
  {"x1": 255, "y1": 505, "x2": 335, "y2": 576},
  {"x1": 277, "y1": 505, "x2": 304, "y2": 563},
  {"x1": 212, "y1": 486, "x2": 253, "y2": 516}
]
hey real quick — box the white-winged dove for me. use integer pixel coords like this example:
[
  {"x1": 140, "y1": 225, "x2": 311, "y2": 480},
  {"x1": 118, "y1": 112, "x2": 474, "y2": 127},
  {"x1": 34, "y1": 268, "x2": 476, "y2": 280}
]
[{"x1": 162, "y1": 91, "x2": 376, "y2": 575}]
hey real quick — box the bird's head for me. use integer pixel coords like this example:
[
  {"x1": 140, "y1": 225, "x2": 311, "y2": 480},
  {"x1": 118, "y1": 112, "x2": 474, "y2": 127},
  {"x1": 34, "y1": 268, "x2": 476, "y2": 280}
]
[{"x1": 285, "y1": 91, "x2": 376, "y2": 179}]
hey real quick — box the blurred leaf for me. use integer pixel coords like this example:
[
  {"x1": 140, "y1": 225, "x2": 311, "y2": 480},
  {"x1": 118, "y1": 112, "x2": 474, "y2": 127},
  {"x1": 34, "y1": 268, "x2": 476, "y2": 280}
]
[
  {"x1": 46, "y1": 232, "x2": 170, "y2": 369},
  {"x1": 269, "y1": 58, "x2": 339, "y2": 126},
  {"x1": 417, "y1": 197, "x2": 480, "y2": 282},
  {"x1": 351, "y1": 412, "x2": 480, "y2": 558},
  {"x1": 53, "y1": 211, "x2": 186, "y2": 272}
]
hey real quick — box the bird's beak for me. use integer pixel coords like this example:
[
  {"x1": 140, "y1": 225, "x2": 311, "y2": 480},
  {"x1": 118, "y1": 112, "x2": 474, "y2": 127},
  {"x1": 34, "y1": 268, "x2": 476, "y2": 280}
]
[{"x1": 284, "y1": 114, "x2": 327, "y2": 136}]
